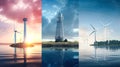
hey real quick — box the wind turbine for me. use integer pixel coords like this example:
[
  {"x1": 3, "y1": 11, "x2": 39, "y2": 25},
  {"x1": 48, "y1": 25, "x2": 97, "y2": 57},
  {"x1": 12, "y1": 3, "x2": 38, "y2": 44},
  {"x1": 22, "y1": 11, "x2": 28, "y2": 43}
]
[
  {"x1": 89, "y1": 24, "x2": 97, "y2": 43},
  {"x1": 101, "y1": 22, "x2": 112, "y2": 44},
  {"x1": 89, "y1": 24, "x2": 98, "y2": 60},
  {"x1": 14, "y1": 22, "x2": 21, "y2": 61}
]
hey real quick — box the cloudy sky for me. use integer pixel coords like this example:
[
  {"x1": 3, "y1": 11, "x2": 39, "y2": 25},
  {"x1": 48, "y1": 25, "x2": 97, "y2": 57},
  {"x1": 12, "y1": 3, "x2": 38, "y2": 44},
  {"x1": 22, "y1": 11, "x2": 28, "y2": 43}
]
[
  {"x1": 42, "y1": 0, "x2": 120, "y2": 43},
  {"x1": 79, "y1": 0, "x2": 120, "y2": 44},
  {"x1": 42, "y1": 0, "x2": 79, "y2": 41},
  {"x1": 1, "y1": 0, "x2": 120, "y2": 43},
  {"x1": 0, "y1": 0, "x2": 41, "y2": 43}
]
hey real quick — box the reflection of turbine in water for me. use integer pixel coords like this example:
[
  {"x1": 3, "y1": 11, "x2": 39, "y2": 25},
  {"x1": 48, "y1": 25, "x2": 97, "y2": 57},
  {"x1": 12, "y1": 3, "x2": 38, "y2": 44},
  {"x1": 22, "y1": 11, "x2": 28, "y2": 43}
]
[
  {"x1": 59, "y1": 49, "x2": 65, "y2": 67},
  {"x1": 61, "y1": 49, "x2": 65, "y2": 67},
  {"x1": 94, "y1": 46, "x2": 98, "y2": 61},
  {"x1": 47, "y1": 48, "x2": 65, "y2": 67}
]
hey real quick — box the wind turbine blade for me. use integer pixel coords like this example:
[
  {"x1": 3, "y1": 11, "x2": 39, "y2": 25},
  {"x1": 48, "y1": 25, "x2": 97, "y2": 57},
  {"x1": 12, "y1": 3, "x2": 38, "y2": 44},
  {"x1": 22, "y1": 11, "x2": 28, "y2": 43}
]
[
  {"x1": 100, "y1": 22, "x2": 105, "y2": 26},
  {"x1": 106, "y1": 22, "x2": 112, "y2": 26},
  {"x1": 90, "y1": 24, "x2": 96, "y2": 31},
  {"x1": 89, "y1": 31, "x2": 95, "y2": 36},
  {"x1": 16, "y1": 31, "x2": 21, "y2": 34},
  {"x1": 101, "y1": 22, "x2": 112, "y2": 27}
]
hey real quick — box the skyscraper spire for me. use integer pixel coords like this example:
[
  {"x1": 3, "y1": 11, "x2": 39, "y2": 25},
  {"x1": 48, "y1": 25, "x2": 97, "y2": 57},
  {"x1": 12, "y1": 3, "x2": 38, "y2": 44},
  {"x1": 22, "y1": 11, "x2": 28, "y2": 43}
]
[{"x1": 55, "y1": 12, "x2": 64, "y2": 42}]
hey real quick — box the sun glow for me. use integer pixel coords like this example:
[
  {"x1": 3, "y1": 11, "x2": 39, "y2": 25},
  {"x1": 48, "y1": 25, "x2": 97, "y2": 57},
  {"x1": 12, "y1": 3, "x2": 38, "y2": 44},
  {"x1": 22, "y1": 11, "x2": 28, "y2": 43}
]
[
  {"x1": 26, "y1": 33, "x2": 40, "y2": 44},
  {"x1": 26, "y1": 35, "x2": 35, "y2": 44}
]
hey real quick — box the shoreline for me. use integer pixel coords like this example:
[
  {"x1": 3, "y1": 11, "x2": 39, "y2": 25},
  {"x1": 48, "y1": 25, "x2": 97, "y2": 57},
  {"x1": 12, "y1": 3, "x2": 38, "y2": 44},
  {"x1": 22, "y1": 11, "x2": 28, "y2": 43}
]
[{"x1": 42, "y1": 41, "x2": 78, "y2": 48}]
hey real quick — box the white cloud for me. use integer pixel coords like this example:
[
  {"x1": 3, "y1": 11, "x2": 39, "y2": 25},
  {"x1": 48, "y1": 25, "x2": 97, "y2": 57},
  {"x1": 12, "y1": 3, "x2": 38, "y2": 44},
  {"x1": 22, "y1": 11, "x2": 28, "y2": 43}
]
[
  {"x1": 33, "y1": 0, "x2": 38, "y2": 2},
  {"x1": 12, "y1": 0, "x2": 29, "y2": 11},
  {"x1": 0, "y1": 15, "x2": 14, "y2": 24},
  {"x1": 30, "y1": 14, "x2": 35, "y2": 21},
  {"x1": 42, "y1": 10, "x2": 58, "y2": 23},
  {"x1": 0, "y1": 8, "x2": 3, "y2": 12},
  {"x1": 73, "y1": 28, "x2": 79, "y2": 32},
  {"x1": 42, "y1": 0, "x2": 67, "y2": 23},
  {"x1": 52, "y1": 5, "x2": 58, "y2": 9}
]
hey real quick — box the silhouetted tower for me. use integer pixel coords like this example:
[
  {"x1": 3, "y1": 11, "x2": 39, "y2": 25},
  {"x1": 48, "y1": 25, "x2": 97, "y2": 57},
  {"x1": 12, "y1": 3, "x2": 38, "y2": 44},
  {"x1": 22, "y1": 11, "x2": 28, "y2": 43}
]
[
  {"x1": 23, "y1": 18, "x2": 27, "y2": 43},
  {"x1": 55, "y1": 12, "x2": 64, "y2": 42}
]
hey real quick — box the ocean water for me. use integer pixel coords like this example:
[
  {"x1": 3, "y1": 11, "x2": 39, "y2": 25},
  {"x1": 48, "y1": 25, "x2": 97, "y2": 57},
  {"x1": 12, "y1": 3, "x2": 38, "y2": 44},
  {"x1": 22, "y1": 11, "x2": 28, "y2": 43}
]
[
  {"x1": 42, "y1": 47, "x2": 79, "y2": 67},
  {"x1": 1, "y1": 43, "x2": 120, "y2": 67},
  {"x1": 0, "y1": 44, "x2": 41, "y2": 65},
  {"x1": 79, "y1": 44, "x2": 120, "y2": 67}
]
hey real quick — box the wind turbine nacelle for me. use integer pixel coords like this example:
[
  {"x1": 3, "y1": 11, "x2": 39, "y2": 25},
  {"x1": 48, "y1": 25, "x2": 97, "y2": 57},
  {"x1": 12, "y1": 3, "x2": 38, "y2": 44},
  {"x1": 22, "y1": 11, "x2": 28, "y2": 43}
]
[{"x1": 23, "y1": 18, "x2": 27, "y2": 21}]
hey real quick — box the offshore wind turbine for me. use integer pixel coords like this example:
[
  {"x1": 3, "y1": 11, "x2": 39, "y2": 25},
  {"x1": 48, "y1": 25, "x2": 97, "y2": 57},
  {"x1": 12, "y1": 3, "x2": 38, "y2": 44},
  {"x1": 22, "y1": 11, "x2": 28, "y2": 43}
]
[
  {"x1": 89, "y1": 24, "x2": 99, "y2": 61},
  {"x1": 89, "y1": 24, "x2": 97, "y2": 43},
  {"x1": 102, "y1": 22, "x2": 111, "y2": 44},
  {"x1": 14, "y1": 23, "x2": 17, "y2": 59},
  {"x1": 101, "y1": 22, "x2": 111, "y2": 43},
  {"x1": 23, "y1": 18, "x2": 27, "y2": 64},
  {"x1": 14, "y1": 22, "x2": 21, "y2": 61}
]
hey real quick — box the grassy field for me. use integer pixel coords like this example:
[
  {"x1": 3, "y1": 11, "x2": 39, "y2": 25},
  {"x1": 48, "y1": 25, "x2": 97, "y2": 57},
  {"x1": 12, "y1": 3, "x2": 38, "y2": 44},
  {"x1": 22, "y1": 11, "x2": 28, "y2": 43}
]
[{"x1": 42, "y1": 41, "x2": 78, "y2": 48}]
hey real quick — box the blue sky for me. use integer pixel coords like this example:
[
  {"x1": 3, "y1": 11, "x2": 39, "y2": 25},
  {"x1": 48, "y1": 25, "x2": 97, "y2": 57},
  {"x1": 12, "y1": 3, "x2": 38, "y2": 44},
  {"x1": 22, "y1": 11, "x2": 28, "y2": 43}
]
[
  {"x1": 79, "y1": 0, "x2": 120, "y2": 44},
  {"x1": 42, "y1": 0, "x2": 79, "y2": 41},
  {"x1": 42, "y1": 0, "x2": 120, "y2": 43}
]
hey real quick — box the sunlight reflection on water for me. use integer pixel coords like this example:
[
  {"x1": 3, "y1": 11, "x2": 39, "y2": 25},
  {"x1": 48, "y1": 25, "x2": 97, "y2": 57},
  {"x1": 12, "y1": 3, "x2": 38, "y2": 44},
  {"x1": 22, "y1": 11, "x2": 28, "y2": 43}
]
[{"x1": 0, "y1": 45, "x2": 41, "y2": 64}]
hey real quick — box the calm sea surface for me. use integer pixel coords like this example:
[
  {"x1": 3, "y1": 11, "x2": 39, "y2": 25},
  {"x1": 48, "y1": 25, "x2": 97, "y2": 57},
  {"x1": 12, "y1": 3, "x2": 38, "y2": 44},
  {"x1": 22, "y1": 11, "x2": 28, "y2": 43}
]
[
  {"x1": 79, "y1": 43, "x2": 120, "y2": 67},
  {"x1": 1, "y1": 43, "x2": 120, "y2": 67},
  {"x1": 42, "y1": 47, "x2": 79, "y2": 67},
  {"x1": 0, "y1": 44, "x2": 41, "y2": 65}
]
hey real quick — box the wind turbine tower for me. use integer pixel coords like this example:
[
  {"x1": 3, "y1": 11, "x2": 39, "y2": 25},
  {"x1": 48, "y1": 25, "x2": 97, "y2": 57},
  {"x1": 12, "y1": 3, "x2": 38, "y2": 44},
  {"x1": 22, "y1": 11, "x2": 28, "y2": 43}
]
[
  {"x1": 102, "y1": 22, "x2": 111, "y2": 42},
  {"x1": 14, "y1": 23, "x2": 21, "y2": 61},
  {"x1": 89, "y1": 24, "x2": 97, "y2": 43},
  {"x1": 23, "y1": 18, "x2": 27, "y2": 63},
  {"x1": 14, "y1": 25, "x2": 17, "y2": 58},
  {"x1": 23, "y1": 18, "x2": 27, "y2": 43}
]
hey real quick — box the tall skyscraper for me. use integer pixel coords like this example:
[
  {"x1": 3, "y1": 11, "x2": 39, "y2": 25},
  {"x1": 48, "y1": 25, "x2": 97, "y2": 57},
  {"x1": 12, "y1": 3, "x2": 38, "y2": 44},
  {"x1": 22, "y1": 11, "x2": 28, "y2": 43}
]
[{"x1": 55, "y1": 12, "x2": 64, "y2": 42}]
